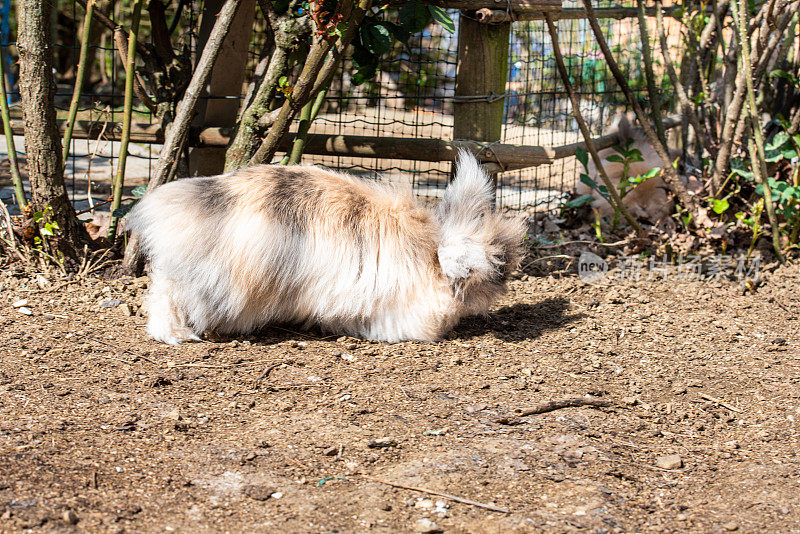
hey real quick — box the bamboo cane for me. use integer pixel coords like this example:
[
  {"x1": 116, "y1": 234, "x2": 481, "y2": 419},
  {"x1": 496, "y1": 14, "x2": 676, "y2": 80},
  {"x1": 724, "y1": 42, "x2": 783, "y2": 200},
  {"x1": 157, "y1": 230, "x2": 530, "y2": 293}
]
[
  {"x1": 62, "y1": 0, "x2": 95, "y2": 166},
  {"x1": 0, "y1": 39, "x2": 25, "y2": 208},
  {"x1": 635, "y1": 0, "x2": 666, "y2": 148},
  {"x1": 580, "y1": 0, "x2": 711, "y2": 229},
  {"x1": 122, "y1": 0, "x2": 244, "y2": 274},
  {"x1": 732, "y1": 0, "x2": 782, "y2": 260},
  {"x1": 107, "y1": 0, "x2": 144, "y2": 240},
  {"x1": 285, "y1": 85, "x2": 328, "y2": 165},
  {"x1": 544, "y1": 14, "x2": 643, "y2": 234}
]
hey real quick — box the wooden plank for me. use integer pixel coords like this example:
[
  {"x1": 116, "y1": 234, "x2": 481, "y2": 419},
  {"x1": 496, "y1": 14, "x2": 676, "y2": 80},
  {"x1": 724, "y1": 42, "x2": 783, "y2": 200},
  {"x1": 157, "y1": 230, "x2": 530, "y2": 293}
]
[
  {"x1": 188, "y1": 0, "x2": 256, "y2": 176},
  {"x1": 475, "y1": 5, "x2": 690, "y2": 22},
  {"x1": 453, "y1": 14, "x2": 511, "y2": 184},
  {"x1": 390, "y1": 0, "x2": 562, "y2": 13},
  {"x1": 4, "y1": 115, "x2": 683, "y2": 170}
]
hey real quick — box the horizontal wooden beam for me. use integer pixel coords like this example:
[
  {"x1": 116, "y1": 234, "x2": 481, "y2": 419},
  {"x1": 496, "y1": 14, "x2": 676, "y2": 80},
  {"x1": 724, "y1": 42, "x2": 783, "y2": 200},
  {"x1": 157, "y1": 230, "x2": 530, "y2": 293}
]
[
  {"x1": 476, "y1": 5, "x2": 687, "y2": 22},
  {"x1": 6, "y1": 114, "x2": 681, "y2": 172},
  {"x1": 9, "y1": 119, "x2": 165, "y2": 144},
  {"x1": 389, "y1": 0, "x2": 562, "y2": 13}
]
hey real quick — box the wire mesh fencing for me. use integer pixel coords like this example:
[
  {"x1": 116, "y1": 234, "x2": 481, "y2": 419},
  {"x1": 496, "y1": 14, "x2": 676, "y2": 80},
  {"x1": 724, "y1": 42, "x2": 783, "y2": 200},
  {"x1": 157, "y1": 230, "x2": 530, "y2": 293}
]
[{"x1": 0, "y1": 1, "x2": 684, "y2": 216}]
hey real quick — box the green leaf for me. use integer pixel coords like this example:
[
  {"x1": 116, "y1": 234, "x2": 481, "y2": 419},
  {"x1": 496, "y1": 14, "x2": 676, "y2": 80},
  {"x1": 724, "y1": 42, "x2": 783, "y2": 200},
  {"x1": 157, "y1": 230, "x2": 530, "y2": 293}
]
[
  {"x1": 754, "y1": 183, "x2": 780, "y2": 202},
  {"x1": 399, "y1": 0, "x2": 430, "y2": 34},
  {"x1": 272, "y1": 0, "x2": 290, "y2": 14},
  {"x1": 771, "y1": 178, "x2": 788, "y2": 193},
  {"x1": 333, "y1": 21, "x2": 349, "y2": 38},
  {"x1": 580, "y1": 174, "x2": 609, "y2": 199},
  {"x1": 766, "y1": 131, "x2": 790, "y2": 151},
  {"x1": 730, "y1": 158, "x2": 754, "y2": 180},
  {"x1": 563, "y1": 194, "x2": 595, "y2": 208},
  {"x1": 605, "y1": 154, "x2": 625, "y2": 164},
  {"x1": 782, "y1": 145, "x2": 799, "y2": 160},
  {"x1": 711, "y1": 198, "x2": 729, "y2": 214},
  {"x1": 351, "y1": 44, "x2": 378, "y2": 84},
  {"x1": 382, "y1": 20, "x2": 410, "y2": 44},
  {"x1": 631, "y1": 167, "x2": 661, "y2": 184},
  {"x1": 764, "y1": 147, "x2": 784, "y2": 162},
  {"x1": 40, "y1": 225, "x2": 54, "y2": 237},
  {"x1": 359, "y1": 22, "x2": 392, "y2": 55},
  {"x1": 579, "y1": 173, "x2": 599, "y2": 190},
  {"x1": 428, "y1": 5, "x2": 455, "y2": 33},
  {"x1": 112, "y1": 200, "x2": 139, "y2": 219},
  {"x1": 769, "y1": 69, "x2": 800, "y2": 87},
  {"x1": 574, "y1": 147, "x2": 588, "y2": 169},
  {"x1": 131, "y1": 185, "x2": 147, "y2": 198},
  {"x1": 351, "y1": 64, "x2": 377, "y2": 86}
]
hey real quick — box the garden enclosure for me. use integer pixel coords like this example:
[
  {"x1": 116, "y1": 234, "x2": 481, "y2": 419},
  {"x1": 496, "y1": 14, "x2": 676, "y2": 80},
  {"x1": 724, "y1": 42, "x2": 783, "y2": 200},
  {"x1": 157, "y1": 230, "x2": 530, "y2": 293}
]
[{"x1": 0, "y1": 0, "x2": 686, "y2": 214}]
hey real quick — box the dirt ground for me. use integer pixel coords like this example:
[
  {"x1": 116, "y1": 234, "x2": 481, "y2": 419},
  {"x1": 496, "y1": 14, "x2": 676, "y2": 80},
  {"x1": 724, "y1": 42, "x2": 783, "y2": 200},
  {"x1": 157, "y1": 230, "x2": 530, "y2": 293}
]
[{"x1": 1, "y1": 256, "x2": 799, "y2": 533}]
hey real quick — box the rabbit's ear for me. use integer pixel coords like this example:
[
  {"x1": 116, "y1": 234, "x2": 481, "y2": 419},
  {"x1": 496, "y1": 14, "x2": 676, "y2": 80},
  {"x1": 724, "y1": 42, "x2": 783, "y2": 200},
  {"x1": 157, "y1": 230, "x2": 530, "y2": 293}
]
[
  {"x1": 612, "y1": 111, "x2": 637, "y2": 143},
  {"x1": 438, "y1": 149, "x2": 493, "y2": 223},
  {"x1": 436, "y1": 150, "x2": 495, "y2": 283}
]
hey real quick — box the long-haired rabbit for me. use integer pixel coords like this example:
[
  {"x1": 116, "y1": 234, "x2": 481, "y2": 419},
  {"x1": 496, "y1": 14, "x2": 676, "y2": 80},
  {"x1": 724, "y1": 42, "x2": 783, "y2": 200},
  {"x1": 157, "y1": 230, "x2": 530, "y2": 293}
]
[{"x1": 128, "y1": 150, "x2": 526, "y2": 344}]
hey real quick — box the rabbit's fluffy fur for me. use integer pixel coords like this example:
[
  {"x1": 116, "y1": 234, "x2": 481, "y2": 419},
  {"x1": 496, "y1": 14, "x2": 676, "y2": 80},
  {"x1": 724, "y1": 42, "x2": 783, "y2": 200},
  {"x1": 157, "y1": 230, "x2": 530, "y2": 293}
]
[{"x1": 128, "y1": 151, "x2": 526, "y2": 344}]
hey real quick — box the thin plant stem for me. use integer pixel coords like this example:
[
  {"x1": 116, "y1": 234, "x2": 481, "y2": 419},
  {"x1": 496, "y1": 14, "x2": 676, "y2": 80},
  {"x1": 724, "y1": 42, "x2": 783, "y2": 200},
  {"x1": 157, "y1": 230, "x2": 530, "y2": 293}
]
[
  {"x1": 545, "y1": 14, "x2": 643, "y2": 234},
  {"x1": 636, "y1": 0, "x2": 666, "y2": 147},
  {"x1": 654, "y1": 0, "x2": 713, "y2": 158},
  {"x1": 122, "y1": 0, "x2": 244, "y2": 274},
  {"x1": 107, "y1": 0, "x2": 144, "y2": 240},
  {"x1": 732, "y1": 0, "x2": 783, "y2": 260},
  {"x1": 285, "y1": 85, "x2": 328, "y2": 165},
  {"x1": 248, "y1": 0, "x2": 372, "y2": 166},
  {"x1": 580, "y1": 0, "x2": 711, "y2": 228},
  {"x1": 0, "y1": 39, "x2": 25, "y2": 208},
  {"x1": 62, "y1": 0, "x2": 95, "y2": 166}
]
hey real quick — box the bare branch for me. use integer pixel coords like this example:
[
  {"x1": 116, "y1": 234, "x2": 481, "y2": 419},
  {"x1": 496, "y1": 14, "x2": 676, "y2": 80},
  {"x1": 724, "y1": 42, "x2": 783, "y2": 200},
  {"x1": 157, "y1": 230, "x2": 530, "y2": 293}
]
[
  {"x1": 123, "y1": 0, "x2": 243, "y2": 272},
  {"x1": 580, "y1": 0, "x2": 712, "y2": 228},
  {"x1": 544, "y1": 14, "x2": 643, "y2": 234}
]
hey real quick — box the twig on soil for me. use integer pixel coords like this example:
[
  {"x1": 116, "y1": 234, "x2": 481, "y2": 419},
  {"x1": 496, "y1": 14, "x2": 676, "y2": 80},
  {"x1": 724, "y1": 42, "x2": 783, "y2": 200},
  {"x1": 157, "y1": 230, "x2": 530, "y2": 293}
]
[
  {"x1": 513, "y1": 396, "x2": 615, "y2": 416},
  {"x1": 267, "y1": 384, "x2": 328, "y2": 390},
  {"x1": 599, "y1": 456, "x2": 689, "y2": 473},
  {"x1": 171, "y1": 362, "x2": 233, "y2": 369},
  {"x1": 361, "y1": 475, "x2": 511, "y2": 514},
  {"x1": 534, "y1": 239, "x2": 634, "y2": 249},
  {"x1": 283, "y1": 454, "x2": 309, "y2": 470},
  {"x1": 253, "y1": 360, "x2": 293, "y2": 384},
  {"x1": 86, "y1": 336, "x2": 160, "y2": 366},
  {"x1": 0, "y1": 198, "x2": 28, "y2": 264},
  {"x1": 699, "y1": 393, "x2": 742, "y2": 413},
  {"x1": 23, "y1": 279, "x2": 82, "y2": 293},
  {"x1": 90, "y1": 353, "x2": 139, "y2": 366}
]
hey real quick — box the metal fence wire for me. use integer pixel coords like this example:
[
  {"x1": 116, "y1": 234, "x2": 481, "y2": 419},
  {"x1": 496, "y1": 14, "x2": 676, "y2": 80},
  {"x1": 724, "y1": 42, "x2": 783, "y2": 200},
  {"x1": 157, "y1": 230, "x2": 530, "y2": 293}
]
[{"x1": 0, "y1": 1, "x2": 683, "y2": 215}]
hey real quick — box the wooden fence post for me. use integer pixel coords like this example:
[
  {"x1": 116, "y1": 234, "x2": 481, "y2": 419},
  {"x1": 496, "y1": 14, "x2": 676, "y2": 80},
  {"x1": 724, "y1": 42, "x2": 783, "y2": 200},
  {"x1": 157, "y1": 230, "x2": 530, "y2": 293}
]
[
  {"x1": 189, "y1": 0, "x2": 256, "y2": 176},
  {"x1": 452, "y1": 14, "x2": 511, "y2": 186}
]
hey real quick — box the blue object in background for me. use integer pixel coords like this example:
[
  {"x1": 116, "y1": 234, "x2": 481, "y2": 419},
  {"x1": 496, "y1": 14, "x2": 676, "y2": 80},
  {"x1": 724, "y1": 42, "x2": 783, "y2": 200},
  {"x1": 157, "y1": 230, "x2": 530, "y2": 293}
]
[{"x1": 0, "y1": 0, "x2": 16, "y2": 104}]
